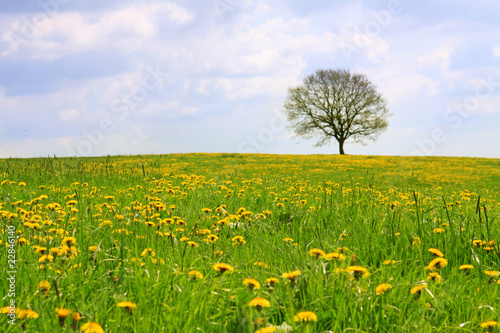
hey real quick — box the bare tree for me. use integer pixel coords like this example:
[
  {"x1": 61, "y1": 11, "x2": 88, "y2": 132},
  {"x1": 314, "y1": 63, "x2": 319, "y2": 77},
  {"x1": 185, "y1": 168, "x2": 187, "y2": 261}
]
[{"x1": 284, "y1": 69, "x2": 391, "y2": 154}]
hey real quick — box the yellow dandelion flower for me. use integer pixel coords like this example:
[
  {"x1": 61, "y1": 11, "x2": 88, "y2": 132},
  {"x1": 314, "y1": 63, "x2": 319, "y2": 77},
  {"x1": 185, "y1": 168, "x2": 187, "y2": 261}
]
[
  {"x1": 232, "y1": 236, "x2": 246, "y2": 245},
  {"x1": 248, "y1": 297, "x2": 270, "y2": 310},
  {"x1": 56, "y1": 308, "x2": 72, "y2": 320},
  {"x1": 376, "y1": 283, "x2": 393, "y2": 295},
  {"x1": 427, "y1": 272, "x2": 442, "y2": 282},
  {"x1": 283, "y1": 238, "x2": 294, "y2": 243},
  {"x1": 72, "y1": 312, "x2": 83, "y2": 323},
  {"x1": 282, "y1": 270, "x2": 301, "y2": 282},
  {"x1": 255, "y1": 327, "x2": 276, "y2": 333},
  {"x1": 188, "y1": 270, "x2": 204, "y2": 280},
  {"x1": 308, "y1": 248, "x2": 325, "y2": 259},
  {"x1": 140, "y1": 248, "x2": 155, "y2": 257},
  {"x1": 18, "y1": 309, "x2": 39, "y2": 319},
  {"x1": 37, "y1": 280, "x2": 51, "y2": 293},
  {"x1": 325, "y1": 252, "x2": 346, "y2": 261},
  {"x1": 459, "y1": 264, "x2": 474, "y2": 271},
  {"x1": 38, "y1": 254, "x2": 54, "y2": 263},
  {"x1": 206, "y1": 234, "x2": 219, "y2": 243},
  {"x1": 294, "y1": 311, "x2": 318, "y2": 322},
  {"x1": 347, "y1": 266, "x2": 370, "y2": 279},
  {"x1": 89, "y1": 246, "x2": 98, "y2": 253},
  {"x1": 243, "y1": 278, "x2": 261, "y2": 290},
  {"x1": 117, "y1": 301, "x2": 137, "y2": 313},
  {"x1": 81, "y1": 321, "x2": 104, "y2": 333},
  {"x1": 410, "y1": 283, "x2": 428, "y2": 295},
  {"x1": 480, "y1": 320, "x2": 498, "y2": 329},
  {"x1": 62, "y1": 237, "x2": 77, "y2": 246},
  {"x1": 187, "y1": 241, "x2": 198, "y2": 248},
  {"x1": 433, "y1": 228, "x2": 445, "y2": 234},
  {"x1": 383, "y1": 259, "x2": 396, "y2": 265},
  {"x1": 179, "y1": 237, "x2": 189, "y2": 242},
  {"x1": 1, "y1": 306, "x2": 19, "y2": 315},
  {"x1": 428, "y1": 248, "x2": 444, "y2": 257},
  {"x1": 266, "y1": 277, "x2": 279, "y2": 287},
  {"x1": 425, "y1": 258, "x2": 448, "y2": 271},
  {"x1": 201, "y1": 208, "x2": 212, "y2": 213},
  {"x1": 213, "y1": 263, "x2": 234, "y2": 274}
]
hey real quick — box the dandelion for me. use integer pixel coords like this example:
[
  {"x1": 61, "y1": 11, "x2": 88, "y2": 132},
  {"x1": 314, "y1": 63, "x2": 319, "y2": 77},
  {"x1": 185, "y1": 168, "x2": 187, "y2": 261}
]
[
  {"x1": 243, "y1": 278, "x2": 261, "y2": 290},
  {"x1": 376, "y1": 283, "x2": 393, "y2": 295},
  {"x1": 232, "y1": 236, "x2": 246, "y2": 245},
  {"x1": 325, "y1": 252, "x2": 346, "y2": 261},
  {"x1": 248, "y1": 297, "x2": 270, "y2": 311},
  {"x1": 179, "y1": 237, "x2": 189, "y2": 242},
  {"x1": 187, "y1": 241, "x2": 199, "y2": 248},
  {"x1": 308, "y1": 248, "x2": 325, "y2": 259},
  {"x1": 480, "y1": 320, "x2": 498, "y2": 331},
  {"x1": 188, "y1": 270, "x2": 204, "y2": 280},
  {"x1": 412, "y1": 237, "x2": 422, "y2": 247},
  {"x1": 89, "y1": 246, "x2": 98, "y2": 253},
  {"x1": 206, "y1": 234, "x2": 219, "y2": 243},
  {"x1": 72, "y1": 312, "x2": 83, "y2": 323},
  {"x1": 255, "y1": 327, "x2": 276, "y2": 333},
  {"x1": 201, "y1": 207, "x2": 212, "y2": 213},
  {"x1": 81, "y1": 322, "x2": 104, "y2": 333},
  {"x1": 62, "y1": 237, "x2": 77, "y2": 246},
  {"x1": 140, "y1": 248, "x2": 155, "y2": 257},
  {"x1": 56, "y1": 308, "x2": 72, "y2": 326},
  {"x1": 433, "y1": 228, "x2": 445, "y2": 234},
  {"x1": 459, "y1": 264, "x2": 474, "y2": 271},
  {"x1": 425, "y1": 258, "x2": 448, "y2": 271},
  {"x1": 18, "y1": 309, "x2": 39, "y2": 319},
  {"x1": 1, "y1": 306, "x2": 19, "y2": 315},
  {"x1": 39, "y1": 254, "x2": 54, "y2": 263},
  {"x1": 484, "y1": 270, "x2": 500, "y2": 282},
  {"x1": 37, "y1": 280, "x2": 51, "y2": 295},
  {"x1": 213, "y1": 263, "x2": 234, "y2": 274},
  {"x1": 282, "y1": 270, "x2": 301, "y2": 283},
  {"x1": 427, "y1": 272, "x2": 442, "y2": 283},
  {"x1": 266, "y1": 277, "x2": 279, "y2": 287},
  {"x1": 472, "y1": 240, "x2": 486, "y2": 247},
  {"x1": 117, "y1": 301, "x2": 137, "y2": 313},
  {"x1": 410, "y1": 284, "x2": 428, "y2": 296},
  {"x1": 428, "y1": 248, "x2": 444, "y2": 257},
  {"x1": 347, "y1": 266, "x2": 370, "y2": 279},
  {"x1": 283, "y1": 238, "x2": 294, "y2": 243},
  {"x1": 56, "y1": 308, "x2": 72, "y2": 320},
  {"x1": 294, "y1": 311, "x2": 318, "y2": 322}
]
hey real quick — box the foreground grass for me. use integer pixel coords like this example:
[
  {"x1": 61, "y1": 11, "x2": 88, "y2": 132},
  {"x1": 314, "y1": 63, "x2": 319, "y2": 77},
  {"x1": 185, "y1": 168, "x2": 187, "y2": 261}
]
[{"x1": 0, "y1": 154, "x2": 499, "y2": 332}]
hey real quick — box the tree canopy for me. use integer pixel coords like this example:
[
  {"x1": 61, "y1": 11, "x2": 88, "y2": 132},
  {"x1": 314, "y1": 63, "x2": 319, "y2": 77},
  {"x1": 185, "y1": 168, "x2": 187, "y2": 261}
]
[{"x1": 283, "y1": 69, "x2": 390, "y2": 154}]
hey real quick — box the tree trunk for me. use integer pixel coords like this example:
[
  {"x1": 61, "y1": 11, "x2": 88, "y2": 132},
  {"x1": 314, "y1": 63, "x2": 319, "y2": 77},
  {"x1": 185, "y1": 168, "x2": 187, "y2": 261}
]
[{"x1": 339, "y1": 140, "x2": 345, "y2": 155}]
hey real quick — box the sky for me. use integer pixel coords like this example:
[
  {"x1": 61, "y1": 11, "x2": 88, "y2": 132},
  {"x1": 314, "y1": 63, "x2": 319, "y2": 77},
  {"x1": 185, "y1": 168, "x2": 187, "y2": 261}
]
[{"x1": 1, "y1": 0, "x2": 499, "y2": 158}]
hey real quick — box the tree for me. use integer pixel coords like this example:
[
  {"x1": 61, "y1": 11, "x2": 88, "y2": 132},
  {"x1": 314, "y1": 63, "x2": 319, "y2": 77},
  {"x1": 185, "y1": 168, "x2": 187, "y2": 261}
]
[{"x1": 283, "y1": 69, "x2": 390, "y2": 155}]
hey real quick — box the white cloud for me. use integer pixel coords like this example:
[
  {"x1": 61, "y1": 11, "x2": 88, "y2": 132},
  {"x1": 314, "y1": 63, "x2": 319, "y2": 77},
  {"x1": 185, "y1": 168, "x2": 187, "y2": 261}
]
[
  {"x1": 1, "y1": 3, "x2": 193, "y2": 59},
  {"x1": 58, "y1": 109, "x2": 80, "y2": 120},
  {"x1": 181, "y1": 106, "x2": 201, "y2": 116},
  {"x1": 494, "y1": 46, "x2": 500, "y2": 57}
]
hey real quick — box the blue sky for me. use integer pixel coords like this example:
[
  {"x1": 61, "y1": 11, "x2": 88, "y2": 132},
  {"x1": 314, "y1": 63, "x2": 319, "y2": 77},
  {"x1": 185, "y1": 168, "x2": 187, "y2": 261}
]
[{"x1": 1, "y1": 0, "x2": 499, "y2": 158}]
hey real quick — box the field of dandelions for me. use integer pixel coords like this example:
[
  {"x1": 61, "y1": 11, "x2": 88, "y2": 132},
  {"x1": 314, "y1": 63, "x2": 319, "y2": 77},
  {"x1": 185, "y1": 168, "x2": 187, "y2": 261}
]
[{"x1": 1, "y1": 154, "x2": 500, "y2": 332}]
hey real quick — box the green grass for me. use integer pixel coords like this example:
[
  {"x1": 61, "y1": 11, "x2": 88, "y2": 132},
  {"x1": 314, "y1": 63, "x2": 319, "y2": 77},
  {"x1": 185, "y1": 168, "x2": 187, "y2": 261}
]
[{"x1": 0, "y1": 153, "x2": 499, "y2": 332}]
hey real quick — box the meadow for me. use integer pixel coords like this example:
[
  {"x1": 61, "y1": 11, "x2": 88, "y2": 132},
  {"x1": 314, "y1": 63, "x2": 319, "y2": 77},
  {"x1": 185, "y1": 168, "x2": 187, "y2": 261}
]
[{"x1": 1, "y1": 153, "x2": 499, "y2": 332}]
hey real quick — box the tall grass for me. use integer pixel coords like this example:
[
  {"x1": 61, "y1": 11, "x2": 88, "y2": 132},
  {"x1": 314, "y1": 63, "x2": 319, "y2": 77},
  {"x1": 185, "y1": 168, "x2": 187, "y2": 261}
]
[{"x1": 0, "y1": 154, "x2": 499, "y2": 332}]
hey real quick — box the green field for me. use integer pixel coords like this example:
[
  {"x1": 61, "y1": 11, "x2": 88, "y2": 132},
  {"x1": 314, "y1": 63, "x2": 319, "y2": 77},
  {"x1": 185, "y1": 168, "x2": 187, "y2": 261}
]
[{"x1": 1, "y1": 154, "x2": 500, "y2": 332}]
